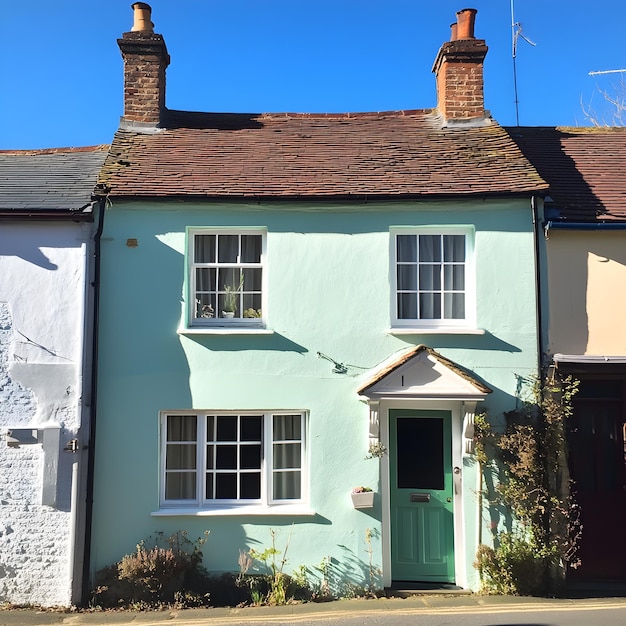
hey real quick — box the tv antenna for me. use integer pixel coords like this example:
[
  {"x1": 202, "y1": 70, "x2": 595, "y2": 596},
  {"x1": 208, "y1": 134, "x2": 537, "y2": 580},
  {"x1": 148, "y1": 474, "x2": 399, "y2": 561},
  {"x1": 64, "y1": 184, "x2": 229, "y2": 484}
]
[
  {"x1": 588, "y1": 69, "x2": 626, "y2": 76},
  {"x1": 511, "y1": 0, "x2": 536, "y2": 126}
]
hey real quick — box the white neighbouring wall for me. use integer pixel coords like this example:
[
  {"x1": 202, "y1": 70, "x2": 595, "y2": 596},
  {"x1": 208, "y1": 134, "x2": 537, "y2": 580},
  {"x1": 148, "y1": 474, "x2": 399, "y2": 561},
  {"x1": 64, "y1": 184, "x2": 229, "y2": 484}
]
[{"x1": 0, "y1": 221, "x2": 89, "y2": 607}]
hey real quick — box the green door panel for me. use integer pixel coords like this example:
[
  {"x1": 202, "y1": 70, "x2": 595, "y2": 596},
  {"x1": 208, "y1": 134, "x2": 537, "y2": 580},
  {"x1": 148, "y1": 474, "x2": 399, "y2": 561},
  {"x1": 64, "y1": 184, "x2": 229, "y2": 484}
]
[{"x1": 390, "y1": 409, "x2": 454, "y2": 583}]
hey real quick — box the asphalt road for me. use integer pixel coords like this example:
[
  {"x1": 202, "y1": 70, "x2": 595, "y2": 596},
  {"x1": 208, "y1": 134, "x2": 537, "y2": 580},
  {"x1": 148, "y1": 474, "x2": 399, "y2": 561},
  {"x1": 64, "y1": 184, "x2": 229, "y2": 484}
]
[{"x1": 3, "y1": 597, "x2": 626, "y2": 626}]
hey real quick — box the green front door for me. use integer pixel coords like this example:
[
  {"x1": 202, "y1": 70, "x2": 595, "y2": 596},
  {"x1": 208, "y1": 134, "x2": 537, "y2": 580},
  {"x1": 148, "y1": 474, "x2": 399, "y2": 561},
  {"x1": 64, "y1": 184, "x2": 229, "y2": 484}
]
[{"x1": 390, "y1": 409, "x2": 454, "y2": 583}]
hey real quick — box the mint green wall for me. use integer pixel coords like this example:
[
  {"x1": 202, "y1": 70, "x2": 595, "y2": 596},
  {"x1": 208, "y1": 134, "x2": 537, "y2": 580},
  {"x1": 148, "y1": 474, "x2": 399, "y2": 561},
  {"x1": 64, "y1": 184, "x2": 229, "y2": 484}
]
[{"x1": 92, "y1": 199, "x2": 538, "y2": 590}]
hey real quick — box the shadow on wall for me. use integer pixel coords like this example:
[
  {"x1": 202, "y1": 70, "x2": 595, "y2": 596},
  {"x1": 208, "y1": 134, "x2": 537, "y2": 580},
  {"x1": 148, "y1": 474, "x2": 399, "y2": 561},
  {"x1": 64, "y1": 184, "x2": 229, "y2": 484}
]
[
  {"x1": 0, "y1": 230, "x2": 85, "y2": 270},
  {"x1": 399, "y1": 331, "x2": 522, "y2": 354}
]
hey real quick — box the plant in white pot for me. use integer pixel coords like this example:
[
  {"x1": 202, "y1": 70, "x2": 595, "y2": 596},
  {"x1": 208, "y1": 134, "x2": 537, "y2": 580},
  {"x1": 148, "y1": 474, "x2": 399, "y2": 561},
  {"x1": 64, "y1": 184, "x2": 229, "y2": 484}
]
[
  {"x1": 222, "y1": 272, "x2": 244, "y2": 318},
  {"x1": 351, "y1": 486, "x2": 375, "y2": 509}
]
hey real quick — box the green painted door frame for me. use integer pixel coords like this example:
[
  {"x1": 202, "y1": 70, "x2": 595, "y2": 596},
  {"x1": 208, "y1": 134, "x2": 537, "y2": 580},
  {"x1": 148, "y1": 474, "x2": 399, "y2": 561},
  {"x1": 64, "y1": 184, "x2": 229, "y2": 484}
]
[{"x1": 389, "y1": 409, "x2": 455, "y2": 583}]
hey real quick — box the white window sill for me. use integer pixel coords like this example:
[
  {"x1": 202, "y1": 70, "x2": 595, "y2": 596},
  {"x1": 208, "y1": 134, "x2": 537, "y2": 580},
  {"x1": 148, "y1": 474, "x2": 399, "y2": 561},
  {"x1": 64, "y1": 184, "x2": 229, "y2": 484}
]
[
  {"x1": 152, "y1": 504, "x2": 316, "y2": 517},
  {"x1": 178, "y1": 327, "x2": 275, "y2": 336},
  {"x1": 388, "y1": 327, "x2": 485, "y2": 336}
]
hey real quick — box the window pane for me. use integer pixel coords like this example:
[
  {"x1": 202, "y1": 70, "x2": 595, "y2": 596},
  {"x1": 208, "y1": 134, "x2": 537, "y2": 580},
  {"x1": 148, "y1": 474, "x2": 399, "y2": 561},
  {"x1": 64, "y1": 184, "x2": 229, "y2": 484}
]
[
  {"x1": 273, "y1": 415, "x2": 301, "y2": 440},
  {"x1": 397, "y1": 235, "x2": 417, "y2": 262},
  {"x1": 419, "y1": 293, "x2": 441, "y2": 319},
  {"x1": 219, "y1": 267, "x2": 242, "y2": 292},
  {"x1": 215, "y1": 473, "x2": 237, "y2": 498},
  {"x1": 166, "y1": 473, "x2": 196, "y2": 500},
  {"x1": 419, "y1": 235, "x2": 441, "y2": 262},
  {"x1": 206, "y1": 415, "x2": 215, "y2": 441},
  {"x1": 444, "y1": 293, "x2": 465, "y2": 319},
  {"x1": 195, "y1": 267, "x2": 216, "y2": 293},
  {"x1": 241, "y1": 416, "x2": 262, "y2": 441},
  {"x1": 397, "y1": 265, "x2": 417, "y2": 291},
  {"x1": 195, "y1": 293, "x2": 216, "y2": 319},
  {"x1": 205, "y1": 475, "x2": 214, "y2": 499},
  {"x1": 273, "y1": 471, "x2": 301, "y2": 500},
  {"x1": 194, "y1": 234, "x2": 215, "y2": 263},
  {"x1": 240, "y1": 473, "x2": 261, "y2": 499},
  {"x1": 206, "y1": 445, "x2": 214, "y2": 469},
  {"x1": 241, "y1": 444, "x2": 262, "y2": 469},
  {"x1": 217, "y1": 235, "x2": 239, "y2": 263},
  {"x1": 166, "y1": 445, "x2": 196, "y2": 470},
  {"x1": 444, "y1": 265, "x2": 465, "y2": 290},
  {"x1": 243, "y1": 267, "x2": 262, "y2": 291},
  {"x1": 217, "y1": 416, "x2": 237, "y2": 441},
  {"x1": 216, "y1": 445, "x2": 237, "y2": 469},
  {"x1": 444, "y1": 235, "x2": 465, "y2": 262},
  {"x1": 242, "y1": 293, "x2": 262, "y2": 316},
  {"x1": 273, "y1": 443, "x2": 301, "y2": 469},
  {"x1": 418, "y1": 264, "x2": 441, "y2": 290},
  {"x1": 398, "y1": 293, "x2": 417, "y2": 319},
  {"x1": 241, "y1": 235, "x2": 262, "y2": 263},
  {"x1": 167, "y1": 415, "x2": 196, "y2": 441},
  {"x1": 397, "y1": 417, "x2": 444, "y2": 490}
]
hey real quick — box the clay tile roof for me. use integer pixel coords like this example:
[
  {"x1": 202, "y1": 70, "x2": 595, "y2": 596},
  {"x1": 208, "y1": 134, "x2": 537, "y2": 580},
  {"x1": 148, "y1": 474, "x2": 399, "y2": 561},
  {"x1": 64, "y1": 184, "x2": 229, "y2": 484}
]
[
  {"x1": 0, "y1": 146, "x2": 109, "y2": 217},
  {"x1": 98, "y1": 109, "x2": 547, "y2": 200},
  {"x1": 505, "y1": 126, "x2": 626, "y2": 221}
]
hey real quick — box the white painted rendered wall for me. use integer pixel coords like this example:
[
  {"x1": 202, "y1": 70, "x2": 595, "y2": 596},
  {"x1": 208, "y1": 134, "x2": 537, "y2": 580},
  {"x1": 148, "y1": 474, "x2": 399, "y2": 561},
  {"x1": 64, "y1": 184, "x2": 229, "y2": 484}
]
[{"x1": 0, "y1": 222, "x2": 88, "y2": 607}]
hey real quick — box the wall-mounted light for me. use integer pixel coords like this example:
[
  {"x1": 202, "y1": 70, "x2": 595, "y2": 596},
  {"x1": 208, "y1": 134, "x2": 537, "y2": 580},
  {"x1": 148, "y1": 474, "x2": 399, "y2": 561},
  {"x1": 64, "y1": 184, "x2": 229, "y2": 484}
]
[{"x1": 316, "y1": 352, "x2": 348, "y2": 374}]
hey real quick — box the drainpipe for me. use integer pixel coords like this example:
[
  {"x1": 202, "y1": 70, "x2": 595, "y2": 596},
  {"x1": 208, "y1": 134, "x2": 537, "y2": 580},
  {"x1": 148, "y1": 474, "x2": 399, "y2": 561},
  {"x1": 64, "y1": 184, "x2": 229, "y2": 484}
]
[
  {"x1": 68, "y1": 209, "x2": 100, "y2": 604},
  {"x1": 532, "y1": 196, "x2": 544, "y2": 375},
  {"x1": 79, "y1": 193, "x2": 107, "y2": 605}
]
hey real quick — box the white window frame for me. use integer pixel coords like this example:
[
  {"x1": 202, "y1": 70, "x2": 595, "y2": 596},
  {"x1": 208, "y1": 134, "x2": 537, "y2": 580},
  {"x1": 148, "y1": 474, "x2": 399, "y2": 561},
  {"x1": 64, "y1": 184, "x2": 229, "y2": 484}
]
[
  {"x1": 187, "y1": 228, "x2": 267, "y2": 329},
  {"x1": 159, "y1": 410, "x2": 308, "y2": 510},
  {"x1": 391, "y1": 226, "x2": 475, "y2": 329}
]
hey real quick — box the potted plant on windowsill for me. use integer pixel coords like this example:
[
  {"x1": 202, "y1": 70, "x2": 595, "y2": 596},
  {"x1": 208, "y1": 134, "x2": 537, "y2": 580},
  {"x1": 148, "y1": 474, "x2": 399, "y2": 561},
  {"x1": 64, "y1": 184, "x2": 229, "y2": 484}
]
[
  {"x1": 351, "y1": 486, "x2": 375, "y2": 509},
  {"x1": 222, "y1": 273, "x2": 244, "y2": 318}
]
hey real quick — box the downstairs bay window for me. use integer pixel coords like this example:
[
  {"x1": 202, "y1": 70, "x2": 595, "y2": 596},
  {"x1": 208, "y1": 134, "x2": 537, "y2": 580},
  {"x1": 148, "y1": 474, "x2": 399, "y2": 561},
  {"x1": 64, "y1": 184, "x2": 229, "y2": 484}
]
[{"x1": 160, "y1": 411, "x2": 306, "y2": 509}]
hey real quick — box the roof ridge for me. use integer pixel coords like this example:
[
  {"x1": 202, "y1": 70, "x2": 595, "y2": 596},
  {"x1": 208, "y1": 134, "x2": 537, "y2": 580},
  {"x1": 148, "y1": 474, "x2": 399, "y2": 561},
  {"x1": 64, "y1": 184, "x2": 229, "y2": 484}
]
[{"x1": 0, "y1": 145, "x2": 110, "y2": 156}]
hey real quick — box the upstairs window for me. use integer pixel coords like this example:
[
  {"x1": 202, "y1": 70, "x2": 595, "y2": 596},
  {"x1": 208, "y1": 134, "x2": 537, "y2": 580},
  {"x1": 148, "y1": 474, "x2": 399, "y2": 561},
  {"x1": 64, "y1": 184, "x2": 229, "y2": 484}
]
[
  {"x1": 393, "y1": 229, "x2": 473, "y2": 327},
  {"x1": 189, "y1": 230, "x2": 264, "y2": 325},
  {"x1": 161, "y1": 411, "x2": 306, "y2": 508}
]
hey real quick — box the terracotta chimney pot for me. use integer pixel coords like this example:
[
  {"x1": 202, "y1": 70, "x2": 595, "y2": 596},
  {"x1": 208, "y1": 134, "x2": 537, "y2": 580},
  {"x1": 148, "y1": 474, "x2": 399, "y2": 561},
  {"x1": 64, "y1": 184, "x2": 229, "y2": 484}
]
[
  {"x1": 456, "y1": 8, "x2": 477, "y2": 39},
  {"x1": 131, "y1": 2, "x2": 154, "y2": 33},
  {"x1": 450, "y1": 22, "x2": 458, "y2": 42}
]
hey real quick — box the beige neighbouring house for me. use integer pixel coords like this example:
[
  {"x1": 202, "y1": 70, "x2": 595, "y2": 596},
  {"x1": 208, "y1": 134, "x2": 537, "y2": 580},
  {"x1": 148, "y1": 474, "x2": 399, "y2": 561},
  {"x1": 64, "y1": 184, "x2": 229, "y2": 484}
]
[{"x1": 511, "y1": 126, "x2": 626, "y2": 582}]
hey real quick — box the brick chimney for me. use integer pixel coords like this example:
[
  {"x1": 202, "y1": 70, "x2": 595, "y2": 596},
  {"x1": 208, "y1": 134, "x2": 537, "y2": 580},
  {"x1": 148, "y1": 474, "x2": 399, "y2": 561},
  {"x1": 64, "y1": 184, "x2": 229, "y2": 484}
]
[
  {"x1": 117, "y1": 3, "x2": 170, "y2": 127},
  {"x1": 432, "y1": 8, "x2": 488, "y2": 123}
]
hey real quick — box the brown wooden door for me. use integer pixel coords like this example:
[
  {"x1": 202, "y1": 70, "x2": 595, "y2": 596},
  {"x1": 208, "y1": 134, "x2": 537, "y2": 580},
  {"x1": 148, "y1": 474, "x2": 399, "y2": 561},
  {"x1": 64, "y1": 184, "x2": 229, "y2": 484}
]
[{"x1": 567, "y1": 379, "x2": 626, "y2": 579}]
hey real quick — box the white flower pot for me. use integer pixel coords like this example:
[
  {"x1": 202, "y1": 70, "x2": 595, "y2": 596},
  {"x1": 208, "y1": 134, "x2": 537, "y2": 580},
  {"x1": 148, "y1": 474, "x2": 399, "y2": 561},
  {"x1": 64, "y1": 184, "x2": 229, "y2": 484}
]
[
  {"x1": 351, "y1": 491, "x2": 375, "y2": 509},
  {"x1": 222, "y1": 311, "x2": 235, "y2": 318}
]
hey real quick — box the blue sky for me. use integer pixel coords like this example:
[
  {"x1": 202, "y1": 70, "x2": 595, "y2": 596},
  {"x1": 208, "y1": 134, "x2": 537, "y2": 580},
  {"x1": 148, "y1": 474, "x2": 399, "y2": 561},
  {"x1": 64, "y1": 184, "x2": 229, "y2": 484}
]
[{"x1": 1, "y1": 1, "x2": 624, "y2": 149}]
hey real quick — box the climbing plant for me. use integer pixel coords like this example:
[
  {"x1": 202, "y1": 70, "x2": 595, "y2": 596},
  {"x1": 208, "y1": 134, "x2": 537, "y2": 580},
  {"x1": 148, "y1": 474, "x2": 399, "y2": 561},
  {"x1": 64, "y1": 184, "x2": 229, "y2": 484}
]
[{"x1": 474, "y1": 374, "x2": 581, "y2": 595}]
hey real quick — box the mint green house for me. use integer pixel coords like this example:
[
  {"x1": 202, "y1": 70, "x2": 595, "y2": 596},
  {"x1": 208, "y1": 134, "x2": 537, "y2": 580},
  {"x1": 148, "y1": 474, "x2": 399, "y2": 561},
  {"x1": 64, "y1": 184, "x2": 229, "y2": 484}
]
[{"x1": 91, "y1": 5, "x2": 546, "y2": 593}]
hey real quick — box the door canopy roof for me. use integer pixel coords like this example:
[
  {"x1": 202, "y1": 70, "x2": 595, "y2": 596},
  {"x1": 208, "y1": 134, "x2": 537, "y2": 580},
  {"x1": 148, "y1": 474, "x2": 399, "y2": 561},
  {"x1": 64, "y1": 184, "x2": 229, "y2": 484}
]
[{"x1": 357, "y1": 345, "x2": 492, "y2": 401}]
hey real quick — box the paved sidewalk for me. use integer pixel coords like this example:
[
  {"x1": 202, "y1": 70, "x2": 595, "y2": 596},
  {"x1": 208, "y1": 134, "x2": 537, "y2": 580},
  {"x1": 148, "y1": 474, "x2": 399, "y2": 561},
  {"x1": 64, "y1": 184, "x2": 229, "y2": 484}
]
[{"x1": 3, "y1": 595, "x2": 626, "y2": 625}]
